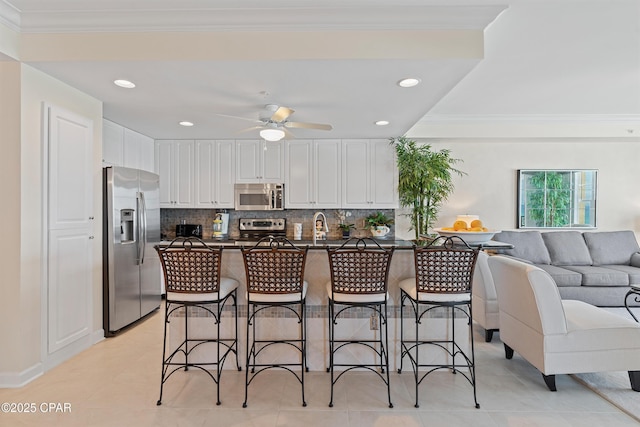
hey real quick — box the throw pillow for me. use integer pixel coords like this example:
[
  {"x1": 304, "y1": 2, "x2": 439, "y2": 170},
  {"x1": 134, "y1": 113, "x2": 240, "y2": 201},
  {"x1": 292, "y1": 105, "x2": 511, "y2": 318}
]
[
  {"x1": 584, "y1": 231, "x2": 640, "y2": 265},
  {"x1": 492, "y1": 231, "x2": 551, "y2": 264},
  {"x1": 542, "y1": 231, "x2": 592, "y2": 266}
]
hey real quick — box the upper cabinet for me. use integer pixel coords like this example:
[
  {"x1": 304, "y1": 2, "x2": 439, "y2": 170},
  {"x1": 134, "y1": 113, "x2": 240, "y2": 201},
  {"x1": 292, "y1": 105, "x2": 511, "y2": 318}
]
[
  {"x1": 285, "y1": 139, "x2": 341, "y2": 208},
  {"x1": 342, "y1": 139, "x2": 398, "y2": 208},
  {"x1": 194, "y1": 140, "x2": 235, "y2": 209},
  {"x1": 124, "y1": 128, "x2": 155, "y2": 173},
  {"x1": 155, "y1": 140, "x2": 195, "y2": 208},
  {"x1": 102, "y1": 119, "x2": 124, "y2": 166},
  {"x1": 235, "y1": 140, "x2": 284, "y2": 183},
  {"x1": 102, "y1": 119, "x2": 155, "y2": 172}
]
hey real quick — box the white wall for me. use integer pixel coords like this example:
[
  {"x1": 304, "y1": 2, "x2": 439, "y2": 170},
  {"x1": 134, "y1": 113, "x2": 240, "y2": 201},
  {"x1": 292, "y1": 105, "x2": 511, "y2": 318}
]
[
  {"x1": 0, "y1": 64, "x2": 103, "y2": 385},
  {"x1": 394, "y1": 138, "x2": 640, "y2": 240}
]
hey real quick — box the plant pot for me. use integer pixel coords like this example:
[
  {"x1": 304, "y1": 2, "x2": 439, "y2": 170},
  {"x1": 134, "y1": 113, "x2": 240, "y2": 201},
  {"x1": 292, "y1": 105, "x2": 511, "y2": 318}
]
[{"x1": 342, "y1": 230, "x2": 351, "y2": 239}]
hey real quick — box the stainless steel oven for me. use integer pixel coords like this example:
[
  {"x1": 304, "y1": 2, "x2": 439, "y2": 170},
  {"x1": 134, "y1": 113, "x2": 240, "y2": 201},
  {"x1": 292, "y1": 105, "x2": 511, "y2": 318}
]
[{"x1": 234, "y1": 183, "x2": 284, "y2": 210}]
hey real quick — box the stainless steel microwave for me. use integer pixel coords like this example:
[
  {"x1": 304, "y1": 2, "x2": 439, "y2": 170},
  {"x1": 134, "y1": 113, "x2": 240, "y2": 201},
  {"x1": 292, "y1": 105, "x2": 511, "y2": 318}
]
[{"x1": 234, "y1": 183, "x2": 284, "y2": 210}]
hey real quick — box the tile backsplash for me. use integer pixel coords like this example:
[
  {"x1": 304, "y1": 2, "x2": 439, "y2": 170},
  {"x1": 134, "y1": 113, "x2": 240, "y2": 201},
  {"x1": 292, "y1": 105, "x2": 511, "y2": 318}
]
[{"x1": 161, "y1": 208, "x2": 395, "y2": 240}]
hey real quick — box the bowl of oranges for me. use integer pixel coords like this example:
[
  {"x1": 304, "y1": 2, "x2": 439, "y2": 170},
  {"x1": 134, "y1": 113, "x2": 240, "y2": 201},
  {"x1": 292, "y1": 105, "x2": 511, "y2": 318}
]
[{"x1": 433, "y1": 218, "x2": 499, "y2": 244}]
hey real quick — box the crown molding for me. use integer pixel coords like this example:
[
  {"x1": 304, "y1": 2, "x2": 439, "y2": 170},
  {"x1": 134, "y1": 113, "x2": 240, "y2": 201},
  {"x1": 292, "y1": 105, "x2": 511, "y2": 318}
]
[
  {"x1": 0, "y1": 4, "x2": 507, "y2": 33},
  {"x1": 417, "y1": 113, "x2": 640, "y2": 123},
  {"x1": 0, "y1": 1, "x2": 20, "y2": 32}
]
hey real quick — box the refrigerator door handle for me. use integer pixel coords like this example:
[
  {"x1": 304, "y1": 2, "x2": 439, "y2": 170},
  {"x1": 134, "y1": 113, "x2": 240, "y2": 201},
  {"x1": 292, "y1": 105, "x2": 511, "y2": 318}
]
[
  {"x1": 136, "y1": 192, "x2": 142, "y2": 265},
  {"x1": 140, "y1": 191, "x2": 147, "y2": 264}
]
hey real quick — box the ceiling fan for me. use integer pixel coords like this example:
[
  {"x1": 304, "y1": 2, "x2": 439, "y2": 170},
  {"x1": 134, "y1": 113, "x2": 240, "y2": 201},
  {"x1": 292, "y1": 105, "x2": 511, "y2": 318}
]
[{"x1": 217, "y1": 104, "x2": 333, "y2": 141}]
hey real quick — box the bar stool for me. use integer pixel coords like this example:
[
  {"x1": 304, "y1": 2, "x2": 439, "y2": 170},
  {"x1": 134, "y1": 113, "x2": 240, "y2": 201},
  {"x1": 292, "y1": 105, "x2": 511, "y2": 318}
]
[
  {"x1": 398, "y1": 236, "x2": 480, "y2": 408},
  {"x1": 326, "y1": 238, "x2": 395, "y2": 408},
  {"x1": 241, "y1": 236, "x2": 309, "y2": 408},
  {"x1": 155, "y1": 237, "x2": 240, "y2": 406}
]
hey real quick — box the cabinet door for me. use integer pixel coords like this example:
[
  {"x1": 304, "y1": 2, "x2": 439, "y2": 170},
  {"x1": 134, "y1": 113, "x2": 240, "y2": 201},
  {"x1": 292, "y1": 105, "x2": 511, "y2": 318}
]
[
  {"x1": 155, "y1": 140, "x2": 194, "y2": 208},
  {"x1": 173, "y1": 140, "x2": 195, "y2": 207},
  {"x1": 341, "y1": 139, "x2": 371, "y2": 208},
  {"x1": 314, "y1": 139, "x2": 341, "y2": 208},
  {"x1": 236, "y1": 140, "x2": 261, "y2": 182},
  {"x1": 369, "y1": 139, "x2": 398, "y2": 207},
  {"x1": 196, "y1": 140, "x2": 235, "y2": 208},
  {"x1": 102, "y1": 119, "x2": 123, "y2": 166},
  {"x1": 139, "y1": 134, "x2": 156, "y2": 173},
  {"x1": 195, "y1": 140, "x2": 215, "y2": 207},
  {"x1": 213, "y1": 140, "x2": 235, "y2": 208},
  {"x1": 156, "y1": 141, "x2": 174, "y2": 207},
  {"x1": 285, "y1": 140, "x2": 313, "y2": 208},
  {"x1": 262, "y1": 140, "x2": 284, "y2": 182},
  {"x1": 123, "y1": 128, "x2": 141, "y2": 170}
]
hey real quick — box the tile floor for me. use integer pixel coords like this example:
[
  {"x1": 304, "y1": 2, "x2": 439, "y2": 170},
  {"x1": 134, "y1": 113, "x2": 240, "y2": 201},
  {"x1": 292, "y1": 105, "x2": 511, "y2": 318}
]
[{"x1": 0, "y1": 309, "x2": 638, "y2": 427}]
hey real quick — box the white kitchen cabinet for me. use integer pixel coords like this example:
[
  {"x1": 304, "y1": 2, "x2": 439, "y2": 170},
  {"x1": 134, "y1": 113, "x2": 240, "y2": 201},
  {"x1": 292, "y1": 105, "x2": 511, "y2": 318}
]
[
  {"x1": 235, "y1": 139, "x2": 284, "y2": 183},
  {"x1": 124, "y1": 128, "x2": 155, "y2": 172},
  {"x1": 195, "y1": 140, "x2": 235, "y2": 208},
  {"x1": 102, "y1": 119, "x2": 124, "y2": 166},
  {"x1": 103, "y1": 119, "x2": 155, "y2": 172},
  {"x1": 342, "y1": 139, "x2": 398, "y2": 208},
  {"x1": 285, "y1": 139, "x2": 341, "y2": 208},
  {"x1": 155, "y1": 140, "x2": 195, "y2": 208}
]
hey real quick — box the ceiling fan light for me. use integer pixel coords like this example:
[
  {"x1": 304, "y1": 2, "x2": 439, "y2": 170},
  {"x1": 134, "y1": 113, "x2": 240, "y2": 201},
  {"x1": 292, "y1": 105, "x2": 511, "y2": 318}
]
[{"x1": 259, "y1": 128, "x2": 285, "y2": 141}]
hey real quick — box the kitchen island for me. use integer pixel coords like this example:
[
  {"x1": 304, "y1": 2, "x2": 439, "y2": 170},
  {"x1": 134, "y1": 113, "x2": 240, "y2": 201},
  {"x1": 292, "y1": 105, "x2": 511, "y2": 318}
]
[{"x1": 159, "y1": 238, "x2": 472, "y2": 371}]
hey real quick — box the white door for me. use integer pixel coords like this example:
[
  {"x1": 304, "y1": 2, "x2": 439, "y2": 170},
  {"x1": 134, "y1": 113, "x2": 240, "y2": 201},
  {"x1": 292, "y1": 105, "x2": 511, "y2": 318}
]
[{"x1": 46, "y1": 104, "x2": 93, "y2": 354}]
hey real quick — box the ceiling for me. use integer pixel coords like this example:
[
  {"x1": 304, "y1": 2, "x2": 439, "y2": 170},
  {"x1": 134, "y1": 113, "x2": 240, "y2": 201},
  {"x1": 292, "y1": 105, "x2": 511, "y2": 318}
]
[{"x1": 1, "y1": 0, "x2": 638, "y2": 140}]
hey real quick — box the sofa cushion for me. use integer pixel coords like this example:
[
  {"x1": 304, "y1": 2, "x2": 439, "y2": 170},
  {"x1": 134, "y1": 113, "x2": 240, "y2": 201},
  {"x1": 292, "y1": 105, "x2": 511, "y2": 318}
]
[
  {"x1": 542, "y1": 231, "x2": 592, "y2": 266},
  {"x1": 583, "y1": 231, "x2": 640, "y2": 266},
  {"x1": 562, "y1": 266, "x2": 629, "y2": 286},
  {"x1": 535, "y1": 264, "x2": 583, "y2": 287},
  {"x1": 601, "y1": 265, "x2": 640, "y2": 286},
  {"x1": 492, "y1": 231, "x2": 551, "y2": 264}
]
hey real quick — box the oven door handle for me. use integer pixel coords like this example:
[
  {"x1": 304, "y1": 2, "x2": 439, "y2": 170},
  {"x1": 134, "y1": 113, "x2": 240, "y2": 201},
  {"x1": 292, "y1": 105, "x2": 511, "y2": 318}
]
[{"x1": 270, "y1": 189, "x2": 275, "y2": 209}]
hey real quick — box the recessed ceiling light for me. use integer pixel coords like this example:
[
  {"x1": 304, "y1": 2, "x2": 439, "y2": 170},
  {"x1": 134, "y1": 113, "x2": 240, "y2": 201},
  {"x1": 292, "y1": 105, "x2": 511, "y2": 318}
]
[
  {"x1": 398, "y1": 78, "x2": 421, "y2": 88},
  {"x1": 375, "y1": 120, "x2": 390, "y2": 126},
  {"x1": 114, "y1": 79, "x2": 135, "y2": 89},
  {"x1": 179, "y1": 121, "x2": 194, "y2": 127}
]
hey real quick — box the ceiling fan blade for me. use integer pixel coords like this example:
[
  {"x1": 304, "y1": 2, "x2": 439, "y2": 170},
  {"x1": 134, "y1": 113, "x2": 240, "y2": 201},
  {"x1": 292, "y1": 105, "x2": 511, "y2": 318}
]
[
  {"x1": 282, "y1": 127, "x2": 296, "y2": 139},
  {"x1": 284, "y1": 121, "x2": 333, "y2": 131},
  {"x1": 214, "y1": 113, "x2": 261, "y2": 123},
  {"x1": 271, "y1": 106, "x2": 294, "y2": 122},
  {"x1": 236, "y1": 125, "x2": 264, "y2": 134}
]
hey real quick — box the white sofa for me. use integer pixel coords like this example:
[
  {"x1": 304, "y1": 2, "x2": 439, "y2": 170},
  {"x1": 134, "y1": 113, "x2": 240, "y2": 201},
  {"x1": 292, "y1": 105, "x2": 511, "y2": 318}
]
[
  {"x1": 472, "y1": 251, "x2": 499, "y2": 342},
  {"x1": 487, "y1": 255, "x2": 640, "y2": 391}
]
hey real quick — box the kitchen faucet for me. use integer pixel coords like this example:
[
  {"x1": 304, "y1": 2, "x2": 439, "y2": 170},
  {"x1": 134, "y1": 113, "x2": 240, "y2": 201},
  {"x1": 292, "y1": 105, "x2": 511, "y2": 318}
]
[{"x1": 312, "y1": 211, "x2": 329, "y2": 246}]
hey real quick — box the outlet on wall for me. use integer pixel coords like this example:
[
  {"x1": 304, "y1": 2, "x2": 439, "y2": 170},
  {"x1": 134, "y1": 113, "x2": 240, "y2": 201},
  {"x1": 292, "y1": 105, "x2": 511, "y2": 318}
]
[{"x1": 370, "y1": 314, "x2": 379, "y2": 330}]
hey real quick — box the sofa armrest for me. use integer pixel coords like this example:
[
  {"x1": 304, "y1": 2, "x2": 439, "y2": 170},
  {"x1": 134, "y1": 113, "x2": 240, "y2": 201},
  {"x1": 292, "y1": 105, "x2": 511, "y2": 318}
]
[{"x1": 631, "y1": 252, "x2": 640, "y2": 267}]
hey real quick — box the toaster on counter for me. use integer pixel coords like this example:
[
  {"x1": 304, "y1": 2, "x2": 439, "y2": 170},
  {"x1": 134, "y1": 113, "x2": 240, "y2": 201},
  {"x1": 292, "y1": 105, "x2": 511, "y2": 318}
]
[{"x1": 175, "y1": 224, "x2": 203, "y2": 239}]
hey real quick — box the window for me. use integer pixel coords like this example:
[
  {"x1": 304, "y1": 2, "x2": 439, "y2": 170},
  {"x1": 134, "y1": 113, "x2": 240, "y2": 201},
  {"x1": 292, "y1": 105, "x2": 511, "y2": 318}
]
[{"x1": 517, "y1": 169, "x2": 597, "y2": 229}]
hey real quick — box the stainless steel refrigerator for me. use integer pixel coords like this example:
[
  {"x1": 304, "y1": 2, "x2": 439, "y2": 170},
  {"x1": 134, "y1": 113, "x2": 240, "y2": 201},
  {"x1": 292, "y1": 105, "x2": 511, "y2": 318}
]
[{"x1": 103, "y1": 166, "x2": 161, "y2": 336}]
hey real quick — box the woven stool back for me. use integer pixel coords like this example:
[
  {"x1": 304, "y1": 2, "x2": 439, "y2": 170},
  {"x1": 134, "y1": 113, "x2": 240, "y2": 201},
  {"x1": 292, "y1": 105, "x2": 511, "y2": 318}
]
[
  {"x1": 242, "y1": 237, "x2": 308, "y2": 295},
  {"x1": 156, "y1": 237, "x2": 222, "y2": 294},
  {"x1": 327, "y1": 238, "x2": 394, "y2": 295},
  {"x1": 414, "y1": 237, "x2": 479, "y2": 294}
]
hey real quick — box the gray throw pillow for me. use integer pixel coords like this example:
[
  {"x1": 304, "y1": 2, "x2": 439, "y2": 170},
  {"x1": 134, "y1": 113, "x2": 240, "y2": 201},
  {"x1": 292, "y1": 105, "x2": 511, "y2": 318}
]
[
  {"x1": 583, "y1": 231, "x2": 640, "y2": 265},
  {"x1": 492, "y1": 231, "x2": 551, "y2": 264},
  {"x1": 542, "y1": 231, "x2": 592, "y2": 266}
]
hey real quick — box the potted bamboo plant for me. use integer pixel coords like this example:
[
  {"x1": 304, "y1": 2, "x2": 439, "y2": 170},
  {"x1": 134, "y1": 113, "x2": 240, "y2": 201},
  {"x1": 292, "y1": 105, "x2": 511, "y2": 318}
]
[{"x1": 390, "y1": 136, "x2": 464, "y2": 240}]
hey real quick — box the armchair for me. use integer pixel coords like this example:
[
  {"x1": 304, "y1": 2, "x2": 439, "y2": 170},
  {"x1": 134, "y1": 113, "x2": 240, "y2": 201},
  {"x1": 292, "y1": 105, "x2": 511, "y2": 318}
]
[
  {"x1": 471, "y1": 251, "x2": 500, "y2": 342},
  {"x1": 488, "y1": 255, "x2": 640, "y2": 391}
]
